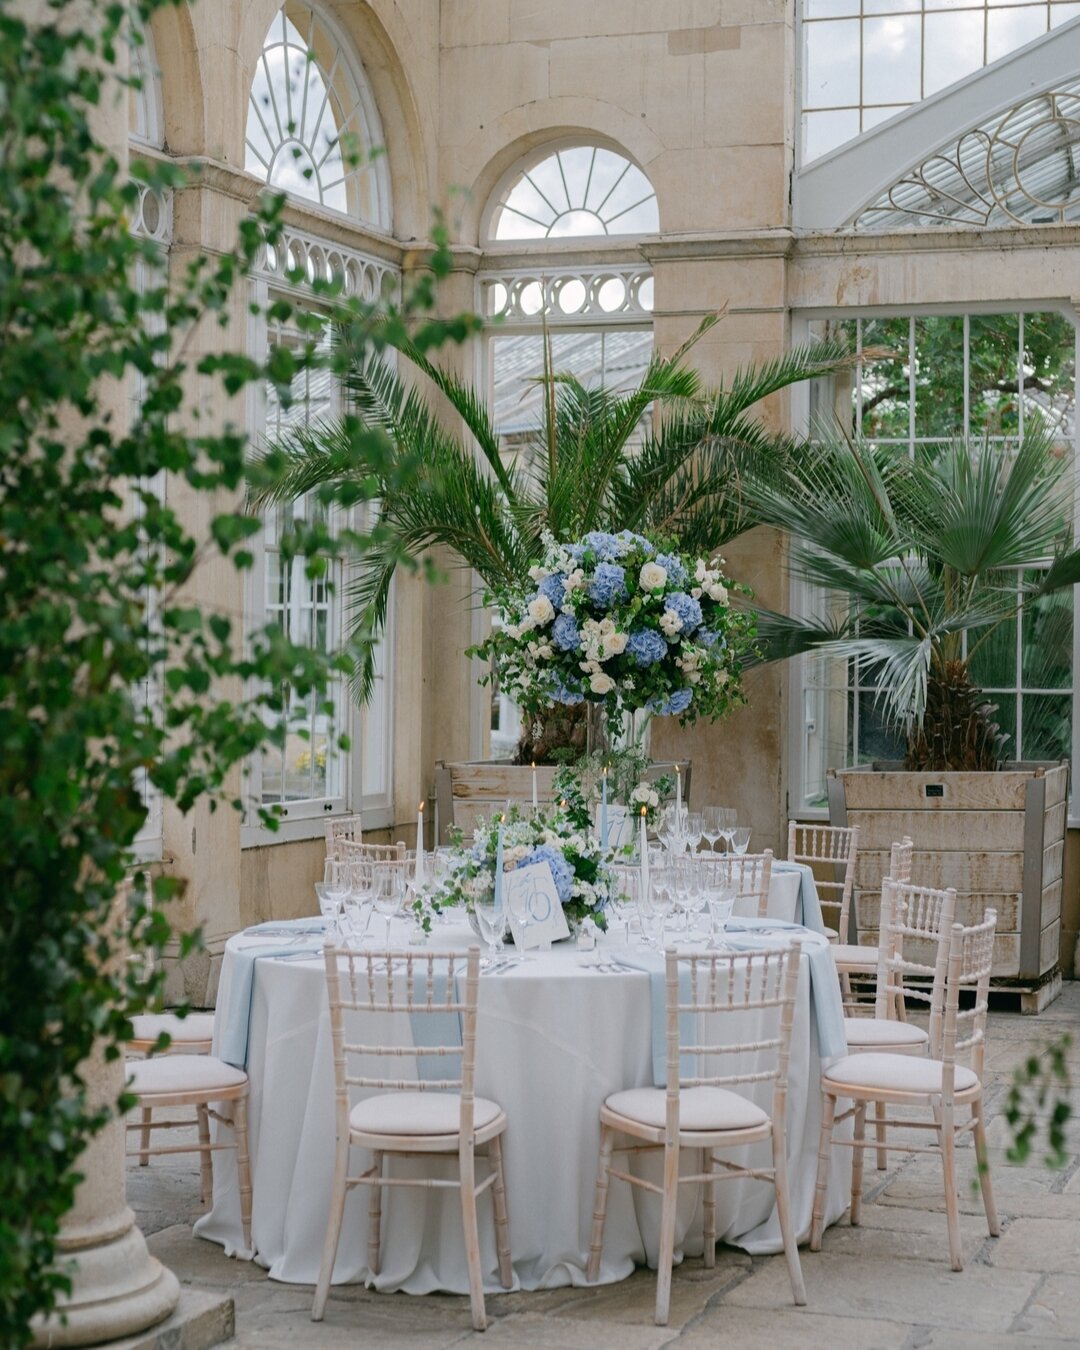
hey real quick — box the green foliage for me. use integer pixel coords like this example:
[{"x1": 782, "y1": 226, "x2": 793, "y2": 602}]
[
  {"x1": 747, "y1": 428, "x2": 1080, "y2": 770},
  {"x1": 1003, "y1": 1035, "x2": 1073, "y2": 1169},
  {"x1": 250, "y1": 310, "x2": 856, "y2": 705},
  {"x1": 0, "y1": 2, "x2": 468, "y2": 1339}
]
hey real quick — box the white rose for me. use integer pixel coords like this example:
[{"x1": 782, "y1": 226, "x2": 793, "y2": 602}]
[
  {"x1": 691, "y1": 586, "x2": 703, "y2": 599},
  {"x1": 527, "y1": 595, "x2": 555, "y2": 625},
  {"x1": 707, "y1": 582, "x2": 729, "y2": 604},
  {"x1": 589, "y1": 671, "x2": 616, "y2": 695},
  {"x1": 503, "y1": 624, "x2": 522, "y2": 640},
  {"x1": 528, "y1": 565, "x2": 548, "y2": 582},
  {"x1": 565, "y1": 568, "x2": 586, "y2": 591},
  {"x1": 606, "y1": 631, "x2": 628, "y2": 656},
  {"x1": 715, "y1": 668, "x2": 730, "y2": 686},
  {"x1": 639, "y1": 561, "x2": 668, "y2": 591},
  {"x1": 660, "y1": 608, "x2": 683, "y2": 636},
  {"x1": 695, "y1": 559, "x2": 709, "y2": 584},
  {"x1": 537, "y1": 644, "x2": 553, "y2": 659}
]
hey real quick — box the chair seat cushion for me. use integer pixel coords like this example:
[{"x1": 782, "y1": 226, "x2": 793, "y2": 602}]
[
  {"x1": 131, "y1": 1012, "x2": 215, "y2": 1046},
  {"x1": 604, "y1": 1085, "x2": 769, "y2": 1133},
  {"x1": 126, "y1": 1054, "x2": 246, "y2": 1097},
  {"x1": 843, "y1": 1018, "x2": 929, "y2": 1049},
  {"x1": 350, "y1": 1092, "x2": 502, "y2": 1137},
  {"x1": 832, "y1": 943, "x2": 877, "y2": 968},
  {"x1": 824, "y1": 1052, "x2": 978, "y2": 1096}
]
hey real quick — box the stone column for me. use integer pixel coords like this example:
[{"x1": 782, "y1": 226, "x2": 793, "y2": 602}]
[{"x1": 32, "y1": 1048, "x2": 179, "y2": 1347}]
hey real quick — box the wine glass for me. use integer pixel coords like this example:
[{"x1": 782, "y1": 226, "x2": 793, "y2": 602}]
[
  {"x1": 317, "y1": 858, "x2": 349, "y2": 936},
  {"x1": 507, "y1": 872, "x2": 549, "y2": 959},
  {"x1": 732, "y1": 826, "x2": 752, "y2": 855},
  {"x1": 678, "y1": 856, "x2": 708, "y2": 940},
  {"x1": 610, "y1": 867, "x2": 640, "y2": 946},
  {"x1": 717, "y1": 808, "x2": 738, "y2": 852},
  {"x1": 706, "y1": 881, "x2": 736, "y2": 947},
  {"x1": 701, "y1": 806, "x2": 723, "y2": 854},
  {"x1": 658, "y1": 807, "x2": 688, "y2": 859},
  {"x1": 371, "y1": 864, "x2": 404, "y2": 946},
  {"x1": 473, "y1": 895, "x2": 505, "y2": 963},
  {"x1": 684, "y1": 812, "x2": 705, "y2": 855},
  {"x1": 343, "y1": 859, "x2": 374, "y2": 946},
  {"x1": 641, "y1": 866, "x2": 675, "y2": 949}
]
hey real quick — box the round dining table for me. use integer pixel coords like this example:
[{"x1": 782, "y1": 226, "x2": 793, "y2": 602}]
[{"x1": 194, "y1": 898, "x2": 853, "y2": 1295}]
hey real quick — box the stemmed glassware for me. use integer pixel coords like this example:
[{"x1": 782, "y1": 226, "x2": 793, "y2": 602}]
[
  {"x1": 705, "y1": 879, "x2": 736, "y2": 947},
  {"x1": 640, "y1": 866, "x2": 675, "y2": 949},
  {"x1": 371, "y1": 864, "x2": 404, "y2": 946},
  {"x1": 677, "y1": 856, "x2": 707, "y2": 940},
  {"x1": 716, "y1": 808, "x2": 738, "y2": 853},
  {"x1": 684, "y1": 812, "x2": 705, "y2": 855},
  {"x1": 701, "y1": 806, "x2": 723, "y2": 854},
  {"x1": 610, "y1": 867, "x2": 640, "y2": 946},
  {"x1": 731, "y1": 826, "x2": 752, "y2": 855},
  {"x1": 342, "y1": 859, "x2": 375, "y2": 946},
  {"x1": 473, "y1": 894, "x2": 506, "y2": 963},
  {"x1": 316, "y1": 859, "x2": 349, "y2": 939}
]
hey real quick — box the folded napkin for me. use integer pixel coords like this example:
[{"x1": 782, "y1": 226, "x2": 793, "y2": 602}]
[
  {"x1": 605, "y1": 948, "x2": 697, "y2": 1088},
  {"x1": 219, "y1": 925, "x2": 325, "y2": 1068},
  {"x1": 771, "y1": 861, "x2": 826, "y2": 935},
  {"x1": 243, "y1": 918, "x2": 327, "y2": 936},
  {"x1": 407, "y1": 966, "x2": 463, "y2": 1085}
]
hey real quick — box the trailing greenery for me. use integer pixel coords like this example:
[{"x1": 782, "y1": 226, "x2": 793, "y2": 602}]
[
  {"x1": 249, "y1": 313, "x2": 857, "y2": 716},
  {"x1": 745, "y1": 429, "x2": 1080, "y2": 770},
  {"x1": 0, "y1": 1, "x2": 473, "y2": 1340}
]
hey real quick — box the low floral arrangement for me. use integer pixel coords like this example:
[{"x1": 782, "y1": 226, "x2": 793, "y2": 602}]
[
  {"x1": 439, "y1": 803, "x2": 617, "y2": 933},
  {"x1": 478, "y1": 530, "x2": 756, "y2": 737}
]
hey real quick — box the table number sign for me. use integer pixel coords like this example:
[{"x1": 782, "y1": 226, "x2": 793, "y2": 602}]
[{"x1": 505, "y1": 861, "x2": 569, "y2": 948}]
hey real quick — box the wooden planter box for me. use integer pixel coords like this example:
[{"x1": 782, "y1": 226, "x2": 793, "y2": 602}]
[
  {"x1": 828, "y1": 762, "x2": 1068, "y2": 1013},
  {"x1": 435, "y1": 760, "x2": 691, "y2": 845}
]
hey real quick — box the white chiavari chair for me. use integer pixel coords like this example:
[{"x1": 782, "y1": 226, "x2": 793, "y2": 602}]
[
  {"x1": 312, "y1": 946, "x2": 511, "y2": 1331},
  {"x1": 128, "y1": 1011, "x2": 217, "y2": 1174},
  {"x1": 326, "y1": 813, "x2": 365, "y2": 859},
  {"x1": 587, "y1": 942, "x2": 805, "y2": 1325},
  {"x1": 787, "y1": 821, "x2": 860, "y2": 944},
  {"x1": 829, "y1": 836, "x2": 913, "y2": 1010},
  {"x1": 811, "y1": 910, "x2": 999, "y2": 1270}
]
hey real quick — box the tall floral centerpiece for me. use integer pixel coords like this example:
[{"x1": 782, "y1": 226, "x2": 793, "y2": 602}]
[{"x1": 478, "y1": 530, "x2": 756, "y2": 747}]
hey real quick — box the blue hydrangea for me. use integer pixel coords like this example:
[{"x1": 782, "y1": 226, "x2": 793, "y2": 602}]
[
  {"x1": 566, "y1": 544, "x2": 586, "y2": 563},
  {"x1": 538, "y1": 572, "x2": 567, "y2": 607},
  {"x1": 519, "y1": 844, "x2": 575, "y2": 904},
  {"x1": 587, "y1": 562, "x2": 627, "y2": 606},
  {"x1": 552, "y1": 613, "x2": 581, "y2": 652},
  {"x1": 626, "y1": 628, "x2": 668, "y2": 666},
  {"x1": 582, "y1": 531, "x2": 622, "y2": 561},
  {"x1": 697, "y1": 628, "x2": 719, "y2": 648},
  {"x1": 665, "y1": 592, "x2": 702, "y2": 634},
  {"x1": 551, "y1": 679, "x2": 584, "y2": 706},
  {"x1": 649, "y1": 688, "x2": 694, "y2": 716},
  {"x1": 655, "y1": 552, "x2": 688, "y2": 587},
  {"x1": 614, "y1": 530, "x2": 654, "y2": 556}
]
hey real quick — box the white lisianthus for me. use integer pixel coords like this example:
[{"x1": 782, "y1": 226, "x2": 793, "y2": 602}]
[
  {"x1": 589, "y1": 671, "x2": 616, "y2": 695},
  {"x1": 527, "y1": 595, "x2": 555, "y2": 625},
  {"x1": 694, "y1": 558, "x2": 709, "y2": 584},
  {"x1": 660, "y1": 608, "x2": 683, "y2": 637},
  {"x1": 639, "y1": 561, "x2": 667, "y2": 591}
]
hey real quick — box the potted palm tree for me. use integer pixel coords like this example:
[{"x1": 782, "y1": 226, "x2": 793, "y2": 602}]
[
  {"x1": 748, "y1": 429, "x2": 1079, "y2": 1008},
  {"x1": 250, "y1": 314, "x2": 854, "y2": 829}
]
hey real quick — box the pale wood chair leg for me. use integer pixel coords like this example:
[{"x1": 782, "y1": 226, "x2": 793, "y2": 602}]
[
  {"x1": 234, "y1": 1096, "x2": 253, "y2": 1255},
  {"x1": 311, "y1": 1135, "x2": 351, "y2": 1322},
  {"x1": 939, "y1": 1107, "x2": 963, "y2": 1271},
  {"x1": 772, "y1": 1128, "x2": 806, "y2": 1306},
  {"x1": 367, "y1": 1151, "x2": 384, "y2": 1277},
  {"x1": 874, "y1": 1100, "x2": 888, "y2": 1171},
  {"x1": 653, "y1": 1141, "x2": 680, "y2": 1327},
  {"x1": 489, "y1": 1134, "x2": 513, "y2": 1289},
  {"x1": 139, "y1": 1106, "x2": 152, "y2": 1167},
  {"x1": 850, "y1": 1102, "x2": 867, "y2": 1227},
  {"x1": 196, "y1": 1104, "x2": 212, "y2": 1206},
  {"x1": 702, "y1": 1149, "x2": 716, "y2": 1270},
  {"x1": 810, "y1": 1092, "x2": 836, "y2": 1251},
  {"x1": 458, "y1": 1145, "x2": 487, "y2": 1332},
  {"x1": 971, "y1": 1098, "x2": 1000, "y2": 1237},
  {"x1": 587, "y1": 1124, "x2": 615, "y2": 1282}
]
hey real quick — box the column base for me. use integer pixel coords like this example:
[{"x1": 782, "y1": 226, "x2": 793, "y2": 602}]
[{"x1": 32, "y1": 1220, "x2": 180, "y2": 1349}]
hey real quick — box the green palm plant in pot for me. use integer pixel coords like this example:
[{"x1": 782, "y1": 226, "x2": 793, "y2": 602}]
[
  {"x1": 249, "y1": 314, "x2": 854, "y2": 757},
  {"x1": 746, "y1": 426, "x2": 1080, "y2": 771}
]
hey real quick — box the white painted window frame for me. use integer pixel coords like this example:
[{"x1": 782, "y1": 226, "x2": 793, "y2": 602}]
[{"x1": 787, "y1": 301, "x2": 1080, "y2": 826}]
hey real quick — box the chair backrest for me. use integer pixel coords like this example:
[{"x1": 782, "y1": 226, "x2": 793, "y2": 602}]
[
  {"x1": 326, "y1": 813, "x2": 365, "y2": 859},
  {"x1": 941, "y1": 910, "x2": 997, "y2": 1090},
  {"x1": 889, "y1": 836, "x2": 914, "y2": 883},
  {"x1": 664, "y1": 943, "x2": 802, "y2": 1141},
  {"x1": 339, "y1": 837, "x2": 406, "y2": 866},
  {"x1": 323, "y1": 946, "x2": 481, "y2": 1139},
  {"x1": 787, "y1": 822, "x2": 859, "y2": 938},
  {"x1": 699, "y1": 849, "x2": 773, "y2": 918},
  {"x1": 874, "y1": 878, "x2": 957, "y2": 1042}
]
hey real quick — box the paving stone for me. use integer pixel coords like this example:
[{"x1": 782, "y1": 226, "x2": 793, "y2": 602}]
[
  {"x1": 1013, "y1": 1274, "x2": 1080, "y2": 1339},
  {"x1": 720, "y1": 1253, "x2": 1039, "y2": 1332},
  {"x1": 986, "y1": 1218, "x2": 1080, "y2": 1272},
  {"x1": 674, "y1": 1306, "x2": 909, "y2": 1349}
]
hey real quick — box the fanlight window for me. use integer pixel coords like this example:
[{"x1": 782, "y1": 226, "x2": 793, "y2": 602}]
[
  {"x1": 246, "y1": 4, "x2": 389, "y2": 227},
  {"x1": 490, "y1": 146, "x2": 658, "y2": 240}
]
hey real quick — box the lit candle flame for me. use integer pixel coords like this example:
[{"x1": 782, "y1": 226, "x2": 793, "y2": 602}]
[
  {"x1": 418, "y1": 800, "x2": 425, "y2": 811},
  {"x1": 641, "y1": 805, "x2": 648, "y2": 817}
]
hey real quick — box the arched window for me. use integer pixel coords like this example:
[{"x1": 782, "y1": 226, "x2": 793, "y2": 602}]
[
  {"x1": 488, "y1": 145, "x2": 658, "y2": 241},
  {"x1": 246, "y1": 3, "x2": 390, "y2": 229},
  {"x1": 128, "y1": 16, "x2": 163, "y2": 150}
]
